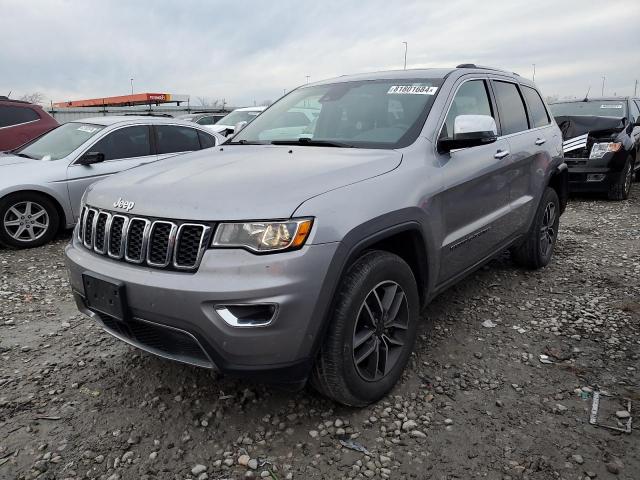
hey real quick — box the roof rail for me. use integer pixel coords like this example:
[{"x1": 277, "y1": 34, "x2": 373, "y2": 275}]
[
  {"x1": 456, "y1": 64, "x2": 520, "y2": 76},
  {"x1": 0, "y1": 96, "x2": 31, "y2": 104}
]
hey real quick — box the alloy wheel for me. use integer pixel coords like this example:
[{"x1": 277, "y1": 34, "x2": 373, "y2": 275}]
[
  {"x1": 3, "y1": 201, "x2": 50, "y2": 242},
  {"x1": 352, "y1": 281, "x2": 409, "y2": 382},
  {"x1": 539, "y1": 202, "x2": 556, "y2": 258}
]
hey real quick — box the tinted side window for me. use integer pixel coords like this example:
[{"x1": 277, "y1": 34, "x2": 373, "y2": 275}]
[
  {"x1": 522, "y1": 86, "x2": 550, "y2": 128},
  {"x1": 0, "y1": 105, "x2": 40, "y2": 128},
  {"x1": 157, "y1": 125, "x2": 201, "y2": 154},
  {"x1": 91, "y1": 126, "x2": 151, "y2": 161},
  {"x1": 198, "y1": 131, "x2": 216, "y2": 149},
  {"x1": 440, "y1": 80, "x2": 493, "y2": 139},
  {"x1": 493, "y1": 81, "x2": 529, "y2": 135}
]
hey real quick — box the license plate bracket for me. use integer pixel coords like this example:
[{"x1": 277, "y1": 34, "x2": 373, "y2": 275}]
[{"x1": 82, "y1": 272, "x2": 128, "y2": 321}]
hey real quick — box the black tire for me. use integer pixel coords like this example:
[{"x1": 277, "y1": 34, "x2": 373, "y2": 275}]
[
  {"x1": 511, "y1": 187, "x2": 560, "y2": 270},
  {"x1": 311, "y1": 250, "x2": 420, "y2": 406},
  {"x1": 607, "y1": 157, "x2": 633, "y2": 201},
  {"x1": 0, "y1": 192, "x2": 60, "y2": 248}
]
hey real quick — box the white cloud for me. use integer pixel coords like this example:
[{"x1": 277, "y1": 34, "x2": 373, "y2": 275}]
[{"x1": 1, "y1": 0, "x2": 638, "y2": 106}]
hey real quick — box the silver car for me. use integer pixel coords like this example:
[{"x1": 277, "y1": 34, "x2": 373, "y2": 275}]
[
  {"x1": 0, "y1": 116, "x2": 224, "y2": 248},
  {"x1": 66, "y1": 65, "x2": 568, "y2": 406}
]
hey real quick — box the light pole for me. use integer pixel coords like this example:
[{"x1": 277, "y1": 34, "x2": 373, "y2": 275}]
[
  {"x1": 402, "y1": 41, "x2": 408, "y2": 70},
  {"x1": 601, "y1": 76, "x2": 605, "y2": 96},
  {"x1": 532, "y1": 64, "x2": 536, "y2": 82},
  {"x1": 305, "y1": 75, "x2": 310, "y2": 84},
  {"x1": 634, "y1": 79, "x2": 638, "y2": 97},
  {"x1": 130, "y1": 78, "x2": 134, "y2": 95}
]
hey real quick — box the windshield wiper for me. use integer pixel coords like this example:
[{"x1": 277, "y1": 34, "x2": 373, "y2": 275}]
[
  {"x1": 13, "y1": 152, "x2": 36, "y2": 159},
  {"x1": 271, "y1": 138, "x2": 355, "y2": 148},
  {"x1": 225, "y1": 139, "x2": 267, "y2": 145}
]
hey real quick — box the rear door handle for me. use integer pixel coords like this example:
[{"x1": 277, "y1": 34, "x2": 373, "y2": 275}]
[
  {"x1": 494, "y1": 150, "x2": 510, "y2": 159},
  {"x1": 535, "y1": 138, "x2": 546, "y2": 145}
]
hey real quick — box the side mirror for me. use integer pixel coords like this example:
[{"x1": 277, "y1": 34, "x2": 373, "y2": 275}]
[
  {"x1": 78, "y1": 151, "x2": 105, "y2": 165},
  {"x1": 439, "y1": 114, "x2": 498, "y2": 152},
  {"x1": 232, "y1": 121, "x2": 248, "y2": 135}
]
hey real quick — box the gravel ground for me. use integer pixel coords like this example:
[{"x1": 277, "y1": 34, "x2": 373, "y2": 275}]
[{"x1": 1, "y1": 189, "x2": 638, "y2": 480}]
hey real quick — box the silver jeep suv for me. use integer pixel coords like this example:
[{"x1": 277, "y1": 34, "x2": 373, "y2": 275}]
[{"x1": 65, "y1": 65, "x2": 568, "y2": 406}]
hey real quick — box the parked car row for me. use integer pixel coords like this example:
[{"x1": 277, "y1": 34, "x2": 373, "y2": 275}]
[
  {"x1": 4, "y1": 65, "x2": 638, "y2": 406},
  {"x1": 0, "y1": 117, "x2": 224, "y2": 248}
]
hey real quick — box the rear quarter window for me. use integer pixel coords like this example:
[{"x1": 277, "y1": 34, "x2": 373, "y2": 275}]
[
  {"x1": 0, "y1": 105, "x2": 40, "y2": 128},
  {"x1": 521, "y1": 86, "x2": 551, "y2": 128}
]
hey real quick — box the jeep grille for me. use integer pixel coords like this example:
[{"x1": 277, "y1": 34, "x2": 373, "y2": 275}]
[{"x1": 78, "y1": 206, "x2": 212, "y2": 271}]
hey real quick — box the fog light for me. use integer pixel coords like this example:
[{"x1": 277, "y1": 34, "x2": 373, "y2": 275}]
[
  {"x1": 215, "y1": 304, "x2": 277, "y2": 327},
  {"x1": 586, "y1": 174, "x2": 606, "y2": 182}
]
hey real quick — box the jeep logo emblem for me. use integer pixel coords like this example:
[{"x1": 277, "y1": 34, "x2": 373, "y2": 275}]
[{"x1": 113, "y1": 198, "x2": 135, "y2": 211}]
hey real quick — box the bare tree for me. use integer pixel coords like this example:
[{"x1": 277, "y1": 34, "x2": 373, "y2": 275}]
[
  {"x1": 260, "y1": 99, "x2": 273, "y2": 106},
  {"x1": 544, "y1": 94, "x2": 559, "y2": 104},
  {"x1": 196, "y1": 96, "x2": 209, "y2": 107},
  {"x1": 19, "y1": 92, "x2": 46, "y2": 105}
]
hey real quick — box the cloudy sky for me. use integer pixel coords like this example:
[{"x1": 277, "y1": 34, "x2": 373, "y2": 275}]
[{"x1": 1, "y1": 0, "x2": 638, "y2": 107}]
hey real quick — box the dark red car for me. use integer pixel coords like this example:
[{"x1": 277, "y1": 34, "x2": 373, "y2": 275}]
[{"x1": 0, "y1": 96, "x2": 59, "y2": 151}]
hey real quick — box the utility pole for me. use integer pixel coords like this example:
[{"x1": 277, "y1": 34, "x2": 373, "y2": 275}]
[
  {"x1": 601, "y1": 76, "x2": 605, "y2": 96},
  {"x1": 305, "y1": 75, "x2": 310, "y2": 84},
  {"x1": 532, "y1": 64, "x2": 536, "y2": 82},
  {"x1": 402, "y1": 41, "x2": 408, "y2": 70},
  {"x1": 130, "y1": 78, "x2": 134, "y2": 95},
  {"x1": 635, "y1": 79, "x2": 638, "y2": 97}
]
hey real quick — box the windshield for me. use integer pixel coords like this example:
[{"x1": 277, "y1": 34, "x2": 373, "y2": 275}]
[
  {"x1": 231, "y1": 79, "x2": 442, "y2": 149},
  {"x1": 218, "y1": 110, "x2": 262, "y2": 126},
  {"x1": 550, "y1": 100, "x2": 627, "y2": 117},
  {"x1": 16, "y1": 122, "x2": 105, "y2": 160}
]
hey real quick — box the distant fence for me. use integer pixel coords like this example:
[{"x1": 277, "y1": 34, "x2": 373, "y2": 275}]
[{"x1": 45, "y1": 105, "x2": 235, "y2": 124}]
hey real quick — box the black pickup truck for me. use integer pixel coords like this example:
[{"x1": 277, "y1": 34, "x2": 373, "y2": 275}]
[{"x1": 549, "y1": 97, "x2": 640, "y2": 200}]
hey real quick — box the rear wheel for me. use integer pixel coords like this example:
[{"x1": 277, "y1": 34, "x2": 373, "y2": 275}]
[
  {"x1": 311, "y1": 250, "x2": 419, "y2": 406},
  {"x1": 608, "y1": 157, "x2": 633, "y2": 201},
  {"x1": 511, "y1": 187, "x2": 560, "y2": 270},
  {"x1": 0, "y1": 193, "x2": 59, "y2": 248}
]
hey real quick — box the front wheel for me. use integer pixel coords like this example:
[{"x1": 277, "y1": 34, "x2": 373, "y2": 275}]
[
  {"x1": 608, "y1": 157, "x2": 633, "y2": 201},
  {"x1": 511, "y1": 187, "x2": 560, "y2": 270},
  {"x1": 311, "y1": 250, "x2": 420, "y2": 406},
  {"x1": 0, "y1": 193, "x2": 60, "y2": 248}
]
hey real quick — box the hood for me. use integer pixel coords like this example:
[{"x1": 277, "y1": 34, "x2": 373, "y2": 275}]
[
  {"x1": 555, "y1": 115, "x2": 626, "y2": 141},
  {"x1": 86, "y1": 145, "x2": 402, "y2": 220},
  {"x1": 0, "y1": 153, "x2": 34, "y2": 167}
]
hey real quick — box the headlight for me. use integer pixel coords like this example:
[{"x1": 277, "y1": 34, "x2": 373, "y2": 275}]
[
  {"x1": 589, "y1": 142, "x2": 621, "y2": 159},
  {"x1": 212, "y1": 218, "x2": 313, "y2": 253}
]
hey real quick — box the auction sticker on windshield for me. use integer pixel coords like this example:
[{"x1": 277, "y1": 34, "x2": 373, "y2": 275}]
[
  {"x1": 387, "y1": 85, "x2": 438, "y2": 95},
  {"x1": 77, "y1": 125, "x2": 100, "y2": 133}
]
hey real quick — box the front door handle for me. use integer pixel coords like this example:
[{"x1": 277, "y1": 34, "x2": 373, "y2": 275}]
[
  {"x1": 535, "y1": 138, "x2": 546, "y2": 145},
  {"x1": 494, "y1": 150, "x2": 510, "y2": 159}
]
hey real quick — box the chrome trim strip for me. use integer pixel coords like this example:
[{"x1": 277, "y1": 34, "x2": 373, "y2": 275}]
[
  {"x1": 214, "y1": 303, "x2": 279, "y2": 328},
  {"x1": 83, "y1": 208, "x2": 98, "y2": 248},
  {"x1": 107, "y1": 215, "x2": 129, "y2": 259},
  {"x1": 93, "y1": 211, "x2": 111, "y2": 254},
  {"x1": 77, "y1": 206, "x2": 87, "y2": 242},
  {"x1": 0, "y1": 119, "x2": 40, "y2": 130},
  {"x1": 173, "y1": 223, "x2": 211, "y2": 270},
  {"x1": 146, "y1": 221, "x2": 177, "y2": 268},
  {"x1": 124, "y1": 218, "x2": 151, "y2": 264}
]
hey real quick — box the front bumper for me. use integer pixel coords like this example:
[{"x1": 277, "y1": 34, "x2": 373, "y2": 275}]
[
  {"x1": 564, "y1": 157, "x2": 617, "y2": 192},
  {"x1": 65, "y1": 237, "x2": 339, "y2": 383}
]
